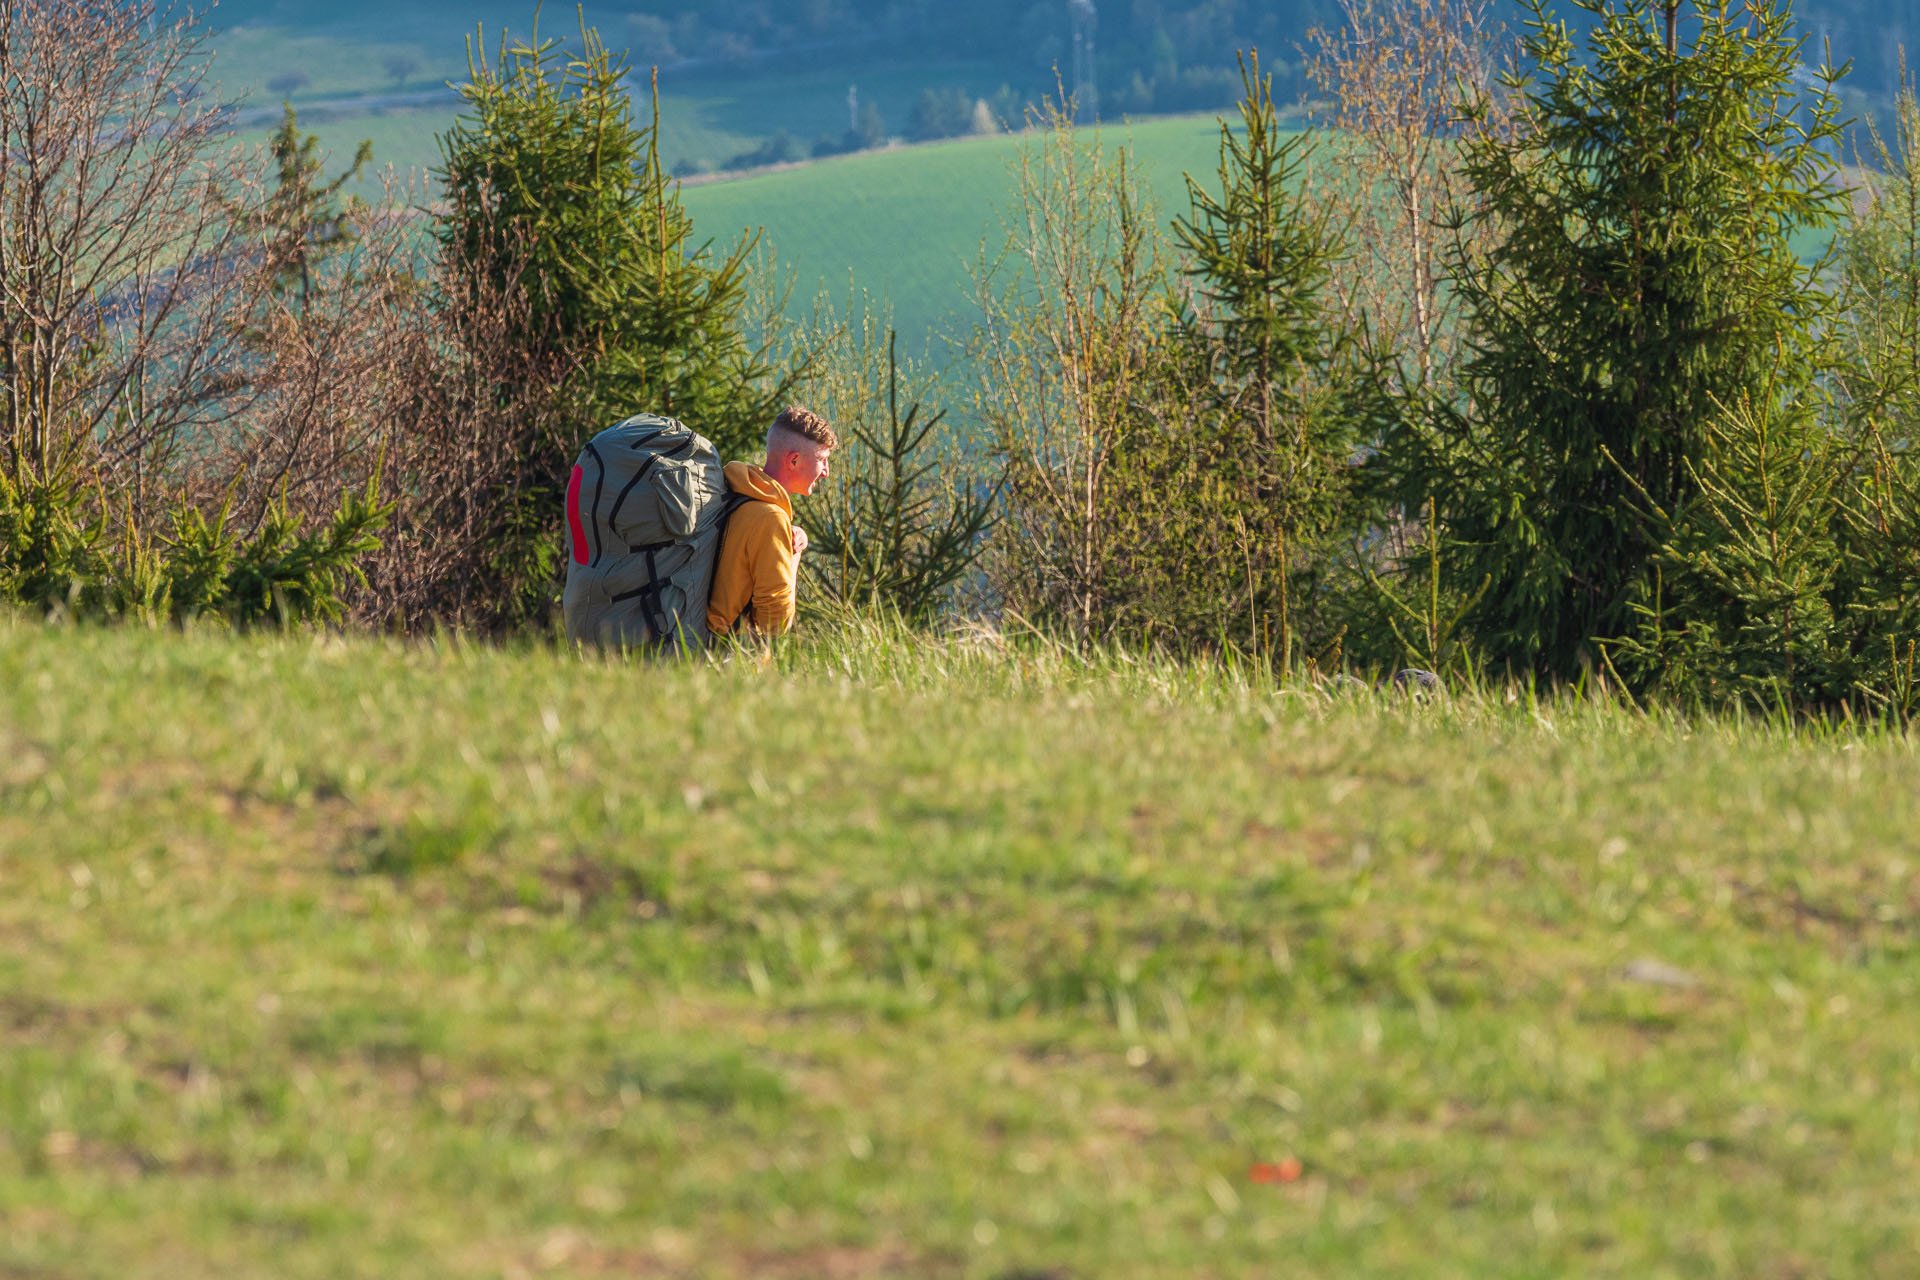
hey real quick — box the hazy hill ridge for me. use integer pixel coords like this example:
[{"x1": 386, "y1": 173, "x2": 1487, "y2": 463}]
[{"x1": 212, "y1": 0, "x2": 1915, "y2": 101}]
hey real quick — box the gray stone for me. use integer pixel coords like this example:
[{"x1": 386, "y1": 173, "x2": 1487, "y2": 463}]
[{"x1": 1619, "y1": 958, "x2": 1702, "y2": 988}]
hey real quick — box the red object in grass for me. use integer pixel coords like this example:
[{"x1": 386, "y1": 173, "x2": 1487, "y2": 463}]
[
  {"x1": 1249, "y1": 1158, "x2": 1304, "y2": 1184},
  {"x1": 566, "y1": 464, "x2": 589, "y2": 566}
]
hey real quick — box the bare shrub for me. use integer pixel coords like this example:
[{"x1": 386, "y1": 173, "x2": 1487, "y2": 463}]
[
  {"x1": 1840, "y1": 58, "x2": 1920, "y2": 439},
  {"x1": 971, "y1": 99, "x2": 1168, "y2": 641},
  {"x1": 1293, "y1": 0, "x2": 1513, "y2": 669},
  {"x1": 0, "y1": 0, "x2": 264, "y2": 508},
  {"x1": 1303, "y1": 0, "x2": 1508, "y2": 388},
  {"x1": 0, "y1": 0, "x2": 404, "y2": 624},
  {"x1": 192, "y1": 187, "x2": 415, "y2": 521},
  {"x1": 356, "y1": 232, "x2": 585, "y2": 632}
]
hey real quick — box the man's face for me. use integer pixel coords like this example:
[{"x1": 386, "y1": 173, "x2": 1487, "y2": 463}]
[{"x1": 780, "y1": 443, "x2": 832, "y2": 496}]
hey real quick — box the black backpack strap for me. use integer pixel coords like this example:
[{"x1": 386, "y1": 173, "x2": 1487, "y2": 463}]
[
  {"x1": 713, "y1": 490, "x2": 768, "y2": 635},
  {"x1": 639, "y1": 547, "x2": 673, "y2": 645},
  {"x1": 608, "y1": 545, "x2": 677, "y2": 648},
  {"x1": 581, "y1": 441, "x2": 609, "y2": 568},
  {"x1": 604, "y1": 453, "x2": 661, "y2": 533}
]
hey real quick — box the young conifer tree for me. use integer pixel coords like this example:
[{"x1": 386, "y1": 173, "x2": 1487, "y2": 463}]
[
  {"x1": 251, "y1": 106, "x2": 373, "y2": 313},
  {"x1": 798, "y1": 322, "x2": 995, "y2": 622},
  {"x1": 1122, "y1": 50, "x2": 1380, "y2": 664},
  {"x1": 439, "y1": 22, "x2": 792, "y2": 452},
  {"x1": 436, "y1": 18, "x2": 800, "y2": 626},
  {"x1": 1605, "y1": 66, "x2": 1920, "y2": 712},
  {"x1": 1394, "y1": 0, "x2": 1848, "y2": 679}
]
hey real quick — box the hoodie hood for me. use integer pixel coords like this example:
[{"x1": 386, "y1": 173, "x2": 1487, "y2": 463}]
[{"x1": 723, "y1": 461, "x2": 792, "y2": 516}]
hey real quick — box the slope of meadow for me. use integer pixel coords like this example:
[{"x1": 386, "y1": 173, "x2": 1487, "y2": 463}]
[
  {"x1": 3, "y1": 617, "x2": 1918, "y2": 1277},
  {"x1": 682, "y1": 116, "x2": 1230, "y2": 359},
  {"x1": 231, "y1": 41, "x2": 1038, "y2": 203}
]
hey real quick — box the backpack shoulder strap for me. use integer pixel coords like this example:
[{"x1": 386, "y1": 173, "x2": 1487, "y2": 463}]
[{"x1": 714, "y1": 489, "x2": 774, "y2": 637}]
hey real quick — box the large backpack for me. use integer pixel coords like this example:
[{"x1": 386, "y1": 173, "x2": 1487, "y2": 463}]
[{"x1": 562, "y1": 413, "x2": 749, "y2": 651}]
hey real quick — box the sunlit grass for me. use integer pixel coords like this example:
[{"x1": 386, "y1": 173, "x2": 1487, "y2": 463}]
[
  {"x1": 682, "y1": 115, "x2": 1232, "y2": 360},
  {"x1": 3, "y1": 614, "x2": 1917, "y2": 1276}
]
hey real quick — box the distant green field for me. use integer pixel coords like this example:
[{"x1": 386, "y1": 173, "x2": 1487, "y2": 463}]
[
  {"x1": 683, "y1": 116, "x2": 1236, "y2": 360},
  {"x1": 6, "y1": 616, "x2": 1920, "y2": 1276},
  {"x1": 237, "y1": 50, "x2": 1037, "y2": 185},
  {"x1": 674, "y1": 113, "x2": 1840, "y2": 362},
  {"x1": 274, "y1": 108, "x2": 1237, "y2": 361},
  {"x1": 212, "y1": 17, "x2": 1051, "y2": 198},
  {"x1": 206, "y1": 16, "x2": 1229, "y2": 356}
]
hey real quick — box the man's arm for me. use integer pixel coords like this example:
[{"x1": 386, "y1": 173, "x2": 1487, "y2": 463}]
[
  {"x1": 748, "y1": 507, "x2": 797, "y2": 634},
  {"x1": 707, "y1": 503, "x2": 796, "y2": 636}
]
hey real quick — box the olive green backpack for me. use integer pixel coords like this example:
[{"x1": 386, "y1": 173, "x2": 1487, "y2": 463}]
[{"x1": 561, "y1": 414, "x2": 751, "y2": 651}]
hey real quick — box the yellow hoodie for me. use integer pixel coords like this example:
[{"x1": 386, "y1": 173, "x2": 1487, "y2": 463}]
[{"x1": 707, "y1": 461, "x2": 796, "y2": 638}]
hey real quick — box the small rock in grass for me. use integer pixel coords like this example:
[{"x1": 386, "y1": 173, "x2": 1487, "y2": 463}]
[
  {"x1": 1620, "y1": 958, "x2": 1701, "y2": 988},
  {"x1": 1393, "y1": 668, "x2": 1441, "y2": 694}
]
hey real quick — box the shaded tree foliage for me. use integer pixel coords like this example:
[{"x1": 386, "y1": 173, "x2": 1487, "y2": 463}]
[{"x1": 907, "y1": 88, "x2": 976, "y2": 141}]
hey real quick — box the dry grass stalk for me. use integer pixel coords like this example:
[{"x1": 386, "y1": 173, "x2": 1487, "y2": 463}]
[{"x1": 971, "y1": 99, "x2": 1166, "y2": 640}]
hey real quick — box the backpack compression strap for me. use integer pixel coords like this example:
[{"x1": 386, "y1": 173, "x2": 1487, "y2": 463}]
[{"x1": 608, "y1": 489, "x2": 762, "y2": 649}]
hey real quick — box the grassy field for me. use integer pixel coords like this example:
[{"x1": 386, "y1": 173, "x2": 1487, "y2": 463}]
[
  {"x1": 682, "y1": 116, "x2": 1234, "y2": 360},
  {"x1": 228, "y1": 50, "x2": 1038, "y2": 188},
  {"x1": 202, "y1": 15, "x2": 1230, "y2": 357},
  {"x1": 3, "y1": 615, "x2": 1919, "y2": 1277},
  {"x1": 209, "y1": 10, "x2": 1047, "y2": 189}
]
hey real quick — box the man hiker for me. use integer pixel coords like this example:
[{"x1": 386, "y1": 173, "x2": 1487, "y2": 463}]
[{"x1": 706, "y1": 405, "x2": 837, "y2": 640}]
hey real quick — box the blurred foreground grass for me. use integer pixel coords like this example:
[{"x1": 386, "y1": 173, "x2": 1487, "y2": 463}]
[{"x1": 2, "y1": 616, "x2": 1918, "y2": 1277}]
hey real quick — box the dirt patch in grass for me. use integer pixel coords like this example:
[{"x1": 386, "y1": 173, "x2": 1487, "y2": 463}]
[{"x1": 497, "y1": 1234, "x2": 940, "y2": 1280}]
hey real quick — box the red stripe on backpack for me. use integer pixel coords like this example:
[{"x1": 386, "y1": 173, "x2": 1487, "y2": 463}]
[{"x1": 566, "y1": 464, "x2": 589, "y2": 566}]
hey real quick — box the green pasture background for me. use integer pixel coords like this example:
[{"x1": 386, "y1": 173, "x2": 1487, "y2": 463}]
[{"x1": 213, "y1": 18, "x2": 1850, "y2": 366}]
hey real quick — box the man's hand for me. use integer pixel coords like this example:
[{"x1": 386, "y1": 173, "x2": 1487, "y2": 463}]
[{"x1": 791, "y1": 525, "x2": 809, "y2": 556}]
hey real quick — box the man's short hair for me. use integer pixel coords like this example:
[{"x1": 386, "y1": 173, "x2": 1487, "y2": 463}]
[{"x1": 766, "y1": 405, "x2": 837, "y2": 454}]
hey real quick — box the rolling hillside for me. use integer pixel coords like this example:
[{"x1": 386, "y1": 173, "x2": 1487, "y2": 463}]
[
  {"x1": 273, "y1": 104, "x2": 1238, "y2": 362},
  {"x1": 234, "y1": 10, "x2": 1846, "y2": 366},
  {"x1": 681, "y1": 115, "x2": 1236, "y2": 361},
  {"x1": 220, "y1": 29, "x2": 1039, "y2": 191}
]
